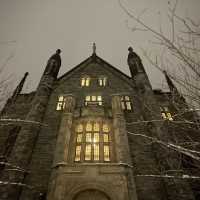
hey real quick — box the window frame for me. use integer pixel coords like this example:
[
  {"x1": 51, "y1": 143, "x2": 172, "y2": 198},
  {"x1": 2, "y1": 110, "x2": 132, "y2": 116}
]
[
  {"x1": 85, "y1": 95, "x2": 103, "y2": 106},
  {"x1": 81, "y1": 76, "x2": 90, "y2": 87},
  {"x1": 121, "y1": 95, "x2": 132, "y2": 111},
  {"x1": 160, "y1": 106, "x2": 173, "y2": 120},
  {"x1": 98, "y1": 76, "x2": 107, "y2": 87},
  {"x1": 56, "y1": 95, "x2": 66, "y2": 111},
  {"x1": 72, "y1": 120, "x2": 113, "y2": 163}
]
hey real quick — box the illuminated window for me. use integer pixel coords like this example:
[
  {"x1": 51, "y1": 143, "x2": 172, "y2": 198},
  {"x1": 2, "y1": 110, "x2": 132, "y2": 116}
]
[
  {"x1": 81, "y1": 77, "x2": 90, "y2": 87},
  {"x1": 85, "y1": 95, "x2": 103, "y2": 106},
  {"x1": 121, "y1": 96, "x2": 132, "y2": 111},
  {"x1": 85, "y1": 144, "x2": 92, "y2": 160},
  {"x1": 56, "y1": 96, "x2": 66, "y2": 110},
  {"x1": 94, "y1": 144, "x2": 100, "y2": 161},
  {"x1": 104, "y1": 145, "x2": 110, "y2": 161},
  {"x1": 160, "y1": 107, "x2": 173, "y2": 120},
  {"x1": 98, "y1": 77, "x2": 107, "y2": 86},
  {"x1": 74, "y1": 122, "x2": 112, "y2": 162},
  {"x1": 75, "y1": 145, "x2": 81, "y2": 161}
]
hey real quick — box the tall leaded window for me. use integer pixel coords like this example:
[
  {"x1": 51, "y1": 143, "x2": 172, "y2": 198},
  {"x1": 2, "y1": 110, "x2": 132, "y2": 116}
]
[
  {"x1": 56, "y1": 96, "x2": 66, "y2": 110},
  {"x1": 121, "y1": 96, "x2": 132, "y2": 111},
  {"x1": 81, "y1": 77, "x2": 90, "y2": 87},
  {"x1": 160, "y1": 107, "x2": 173, "y2": 120},
  {"x1": 85, "y1": 95, "x2": 103, "y2": 106},
  {"x1": 74, "y1": 121, "x2": 112, "y2": 162}
]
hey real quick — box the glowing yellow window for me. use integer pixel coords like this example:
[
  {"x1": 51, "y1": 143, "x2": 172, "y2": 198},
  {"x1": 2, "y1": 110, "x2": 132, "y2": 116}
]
[
  {"x1": 93, "y1": 133, "x2": 99, "y2": 143},
  {"x1": 104, "y1": 145, "x2": 110, "y2": 161},
  {"x1": 94, "y1": 122, "x2": 100, "y2": 131},
  {"x1": 98, "y1": 77, "x2": 107, "y2": 86},
  {"x1": 91, "y1": 96, "x2": 96, "y2": 101},
  {"x1": 86, "y1": 133, "x2": 92, "y2": 142},
  {"x1": 121, "y1": 96, "x2": 132, "y2": 111},
  {"x1": 81, "y1": 77, "x2": 90, "y2": 87},
  {"x1": 167, "y1": 112, "x2": 173, "y2": 121},
  {"x1": 75, "y1": 146, "x2": 81, "y2": 161},
  {"x1": 74, "y1": 122, "x2": 111, "y2": 162},
  {"x1": 86, "y1": 123, "x2": 92, "y2": 131},
  {"x1": 94, "y1": 144, "x2": 100, "y2": 161},
  {"x1": 103, "y1": 134, "x2": 109, "y2": 142},
  {"x1": 56, "y1": 96, "x2": 66, "y2": 110},
  {"x1": 160, "y1": 107, "x2": 173, "y2": 120},
  {"x1": 85, "y1": 78, "x2": 90, "y2": 86},
  {"x1": 85, "y1": 144, "x2": 92, "y2": 160},
  {"x1": 103, "y1": 124, "x2": 109, "y2": 132},
  {"x1": 76, "y1": 124, "x2": 83, "y2": 132},
  {"x1": 77, "y1": 134, "x2": 82, "y2": 143}
]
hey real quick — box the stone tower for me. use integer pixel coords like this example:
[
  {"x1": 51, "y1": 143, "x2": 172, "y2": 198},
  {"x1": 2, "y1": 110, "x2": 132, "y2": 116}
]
[{"x1": 0, "y1": 46, "x2": 198, "y2": 200}]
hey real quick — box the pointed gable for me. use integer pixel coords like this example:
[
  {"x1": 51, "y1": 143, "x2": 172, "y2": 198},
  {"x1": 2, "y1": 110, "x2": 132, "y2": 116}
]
[{"x1": 56, "y1": 54, "x2": 134, "y2": 89}]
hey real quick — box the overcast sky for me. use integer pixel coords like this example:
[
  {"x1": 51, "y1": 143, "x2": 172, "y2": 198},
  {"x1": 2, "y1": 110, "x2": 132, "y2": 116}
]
[{"x1": 0, "y1": 0, "x2": 200, "y2": 93}]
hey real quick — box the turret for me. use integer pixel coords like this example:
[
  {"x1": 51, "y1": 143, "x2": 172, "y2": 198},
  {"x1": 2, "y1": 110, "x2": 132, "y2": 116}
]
[
  {"x1": 127, "y1": 47, "x2": 152, "y2": 93},
  {"x1": 43, "y1": 49, "x2": 61, "y2": 79},
  {"x1": 0, "y1": 49, "x2": 62, "y2": 200},
  {"x1": 163, "y1": 70, "x2": 186, "y2": 111},
  {"x1": 11, "y1": 72, "x2": 29, "y2": 102},
  {"x1": 0, "y1": 72, "x2": 29, "y2": 116},
  {"x1": 163, "y1": 70, "x2": 180, "y2": 95},
  {"x1": 127, "y1": 47, "x2": 145, "y2": 77}
]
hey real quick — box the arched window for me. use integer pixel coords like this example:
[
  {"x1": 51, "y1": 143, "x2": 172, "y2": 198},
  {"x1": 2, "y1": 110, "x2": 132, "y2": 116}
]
[
  {"x1": 74, "y1": 121, "x2": 112, "y2": 162},
  {"x1": 81, "y1": 76, "x2": 90, "y2": 87}
]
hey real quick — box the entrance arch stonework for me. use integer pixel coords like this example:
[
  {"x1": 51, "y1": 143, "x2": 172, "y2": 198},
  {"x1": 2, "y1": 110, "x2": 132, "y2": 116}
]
[
  {"x1": 73, "y1": 189, "x2": 110, "y2": 200},
  {"x1": 67, "y1": 182, "x2": 119, "y2": 200}
]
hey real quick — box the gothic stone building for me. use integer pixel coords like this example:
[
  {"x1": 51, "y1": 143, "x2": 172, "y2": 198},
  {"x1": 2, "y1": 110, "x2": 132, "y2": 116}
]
[{"x1": 0, "y1": 46, "x2": 199, "y2": 200}]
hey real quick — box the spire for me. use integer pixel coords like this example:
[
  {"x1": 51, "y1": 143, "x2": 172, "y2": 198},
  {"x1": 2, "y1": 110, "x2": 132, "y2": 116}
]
[
  {"x1": 92, "y1": 43, "x2": 96, "y2": 55},
  {"x1": 163, "y1": 70, "x2": 178, "y2": 93},
  {"x1": 11, "y1": 72, "x2": 29, "y2": 102}
]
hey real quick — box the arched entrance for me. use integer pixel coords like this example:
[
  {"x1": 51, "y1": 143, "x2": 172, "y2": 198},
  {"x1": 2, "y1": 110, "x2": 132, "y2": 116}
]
[{"x1": 73, "y1": 189, "x2": 110, "y2": 200}]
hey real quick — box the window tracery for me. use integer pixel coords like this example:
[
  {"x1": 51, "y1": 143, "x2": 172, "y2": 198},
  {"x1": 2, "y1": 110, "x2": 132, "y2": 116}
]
[{"x1": 74, "y1": 121, "x2": 112, "y2": 162}]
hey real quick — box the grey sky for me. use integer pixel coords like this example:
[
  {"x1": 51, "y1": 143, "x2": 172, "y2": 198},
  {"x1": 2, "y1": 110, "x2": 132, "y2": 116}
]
[{"x1": 0, "y1": 0, "x2": 199, "y2": 93}]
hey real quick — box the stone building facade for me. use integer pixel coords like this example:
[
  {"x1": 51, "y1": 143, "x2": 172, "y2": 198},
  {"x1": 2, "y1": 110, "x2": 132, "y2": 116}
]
[{"x1": 0, "y1": 46, "x2": 199, "y2": 200}]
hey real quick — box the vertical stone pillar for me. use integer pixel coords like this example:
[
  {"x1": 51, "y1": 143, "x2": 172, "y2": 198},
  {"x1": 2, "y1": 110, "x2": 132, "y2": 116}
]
[
  {"x1": 53, "y1": 95, "x2": 75, "y2": 166},
  {"x1": 111, "y1": 95, "x2": 131, "y2": 164},
  {"x1": 111, "y1": 94, "x2": 138, "y2": 200},
  {"x1": 47, "y1": 95, "x2": 75, "y2": 200}
]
